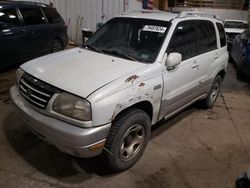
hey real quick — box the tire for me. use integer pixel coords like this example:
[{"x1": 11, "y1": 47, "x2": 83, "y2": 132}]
[
  {"x1": 201, "y1": 75, "x2": 222, "y2": 109},
  {"x1": 51, "y1": 39, "x2": 63, "y2": 53},
  {"x1": 103, "y1": 108, "x2": 151, "y2": 172}
]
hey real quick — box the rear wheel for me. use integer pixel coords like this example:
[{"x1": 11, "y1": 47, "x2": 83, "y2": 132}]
[
  {"x1": 51, "y1": 39, "x2": 63, "y2": 53},
  {"x1": 103, "y1": 108, "x2": 151, "y2": 172},
  {"x1": 201, "y1": 75, "x2": 222, "y2": 108}
]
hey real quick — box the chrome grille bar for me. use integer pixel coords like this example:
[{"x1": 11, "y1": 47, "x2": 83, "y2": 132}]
[
  {"x1": 19, "y1": 73, "x2": 57, "y2": 109},
  {"x1": 20, "y1": 79, "x2": 51, "y2": 98}
]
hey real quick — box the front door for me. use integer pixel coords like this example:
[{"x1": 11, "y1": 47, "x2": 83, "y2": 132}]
[{"x1": 159, "y1": 20, "x2": 201, "y2": 120}]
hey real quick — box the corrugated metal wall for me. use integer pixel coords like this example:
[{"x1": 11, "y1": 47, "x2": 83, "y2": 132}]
[{"x1": 15, "y1": 0, "x2": 128, "y2": 43}]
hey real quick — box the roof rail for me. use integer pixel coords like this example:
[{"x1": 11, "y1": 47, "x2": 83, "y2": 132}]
[
  {"x1": 5, "y1": 0, "x2": 50, "y2": 7},
  {"x1": 123, "y1": 9, "x2": 164, "y2": 15},
  {"x1": 177, "y1": 11, "x2": 220, "y2": 20}
]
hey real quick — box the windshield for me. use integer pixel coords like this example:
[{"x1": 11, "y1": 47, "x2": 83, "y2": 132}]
[
  {"x1": 224, "y1": 21, "x2": 248, "y2": 29},
  {"x1": 83, "y1": 18, "x2": 170, "y2": 63}
]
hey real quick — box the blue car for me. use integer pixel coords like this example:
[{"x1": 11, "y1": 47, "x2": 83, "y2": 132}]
[
  {"x1": 231, "y1": 30, "x2": 250, "y2": 77},
  {"x1": 0, "y1": 1, "x2": 68, "y2": 70}
]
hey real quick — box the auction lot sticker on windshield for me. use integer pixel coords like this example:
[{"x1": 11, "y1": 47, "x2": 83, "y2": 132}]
[{"x1": 143, "y1": 25, "x2": 167, "y2": 33}]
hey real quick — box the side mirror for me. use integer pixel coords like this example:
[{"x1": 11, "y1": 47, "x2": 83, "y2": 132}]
[{"x1": 165, "y1": 53, "x2": 182, "y2": 70}]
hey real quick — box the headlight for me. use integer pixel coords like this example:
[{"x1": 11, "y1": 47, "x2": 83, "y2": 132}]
[
  {"x1": 16, "y1": 68, "x2": 24, "y2": 85},
  {"x1": 52, "y1": 93, "x2": 91, "y2": 121}
]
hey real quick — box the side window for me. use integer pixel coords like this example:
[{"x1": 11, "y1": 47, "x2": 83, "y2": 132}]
[
  {"x1": 0, "y1": 8, "x2": 20, "y2": 29},
  {"x1": 19, "y1": 8, "x2": 46, "y2": 25},
  {"x1": 216, "y1": 23, "x2": 226, "y2": 47},
  {"x1": 196, "y1": 21, "x2": 217, "y2": 54},
  {"x1": 42, "y1": 8, "x2": 62, "y2": 23},
  {"x1": 167, "y1": 21, "x2": 196, "y2": 61}
]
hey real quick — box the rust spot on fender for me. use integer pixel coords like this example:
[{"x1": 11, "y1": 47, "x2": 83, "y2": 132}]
[
  {"x1": 125, "y1": 75, "x2": 139, "y2": 83},
  {"x1": 138, "y1": 82, "x2": 145, "y2": 87}
]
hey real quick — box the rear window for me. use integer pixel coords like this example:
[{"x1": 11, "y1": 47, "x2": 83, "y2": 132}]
[
  {"x1": 42, "y1": 8, "x2": 62, "y2": 23},
  {"x1": 224, "y1": 21, "x2": 248, "y2": 29},
  {"x1": 216, "y1": 23, "x2": 226, "y2": 47},
  {"x1": 0, "y1": 8, "x2": 20, "y2": 29},
  {"x1": 19, "y1": 8, "x2": 46, "y2": 25}
]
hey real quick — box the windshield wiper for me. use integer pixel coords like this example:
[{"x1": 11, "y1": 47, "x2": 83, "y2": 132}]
[
  {"x1": 82, "y1": 44, "x2": 103, "y2": 53},
  {"x1": 102, "y1": 49, "x2": 137, "y2": 61}
]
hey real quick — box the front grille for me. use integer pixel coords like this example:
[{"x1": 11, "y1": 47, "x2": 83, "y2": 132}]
[{"x1": 19, "y1": 73, "x2": 59, "y2": 109}]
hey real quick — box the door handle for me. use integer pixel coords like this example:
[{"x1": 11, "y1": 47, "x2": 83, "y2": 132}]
[
  {"x1": 192, "y1": 61, "x2": 199, "y2": 69},
  {"x1": 214, "y1": 54, "x2": 219, "y2": 60},
  {"x1": 19, "y1": 29, "x2": 26, "y2": 33}
]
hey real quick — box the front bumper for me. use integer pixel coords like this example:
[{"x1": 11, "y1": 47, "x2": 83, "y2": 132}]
[{"x1": 10, "y1": 85, "x2": 111, "y2": 158}]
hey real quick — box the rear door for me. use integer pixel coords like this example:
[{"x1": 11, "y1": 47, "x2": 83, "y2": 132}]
[
  {"x1": 18, "y1": 7, "x2": 50, "y2": 56},
  {"x1": 195, "y1": 20, "x2": 218, "y2": 94},
  {"x1": 0, "y1": 8, "x2": 26, "y2": 64},
  {"x1": 41, "y1": 7, "x2": 66, "y2": 50}
]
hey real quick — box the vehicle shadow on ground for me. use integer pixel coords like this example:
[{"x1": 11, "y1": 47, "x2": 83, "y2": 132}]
[
  {"x1": 2, "y1": 103, "x2": 197, "y2": 182},
  {"x1": 222, "y1": 62, "x2": 250, "y2": 95}
]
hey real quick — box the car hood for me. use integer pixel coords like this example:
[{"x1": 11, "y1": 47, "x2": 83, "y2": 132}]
[
  {"x1": 21, "y1": 48, "x2": 147, "y2": 98},
  {"x1": 225, "y1": 28, "x2": 245, "y2": 34}
]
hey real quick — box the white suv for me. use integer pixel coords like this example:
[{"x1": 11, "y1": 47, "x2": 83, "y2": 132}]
[{"x1": 10, "y1": 10, "x2": 228, "y2": 171}]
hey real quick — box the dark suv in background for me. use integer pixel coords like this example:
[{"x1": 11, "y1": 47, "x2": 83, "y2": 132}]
[{"x1": 0, "y1": 1, "x2": 68, "y2": 70}]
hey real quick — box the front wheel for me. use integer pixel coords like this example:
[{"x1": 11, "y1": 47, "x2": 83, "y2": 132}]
[
  {"x1": 103, "y1": 108, "x2": 151, "y2": 172},
  {"x1": 201, "y1": 75, "x2": 222, "y2": 108}
]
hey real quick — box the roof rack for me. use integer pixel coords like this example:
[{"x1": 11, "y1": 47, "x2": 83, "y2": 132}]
[
  {"x1": 123, "y1": 9, "x2": 165, "y2": 15},
  {"x1": 5, "y1": 0, "x2": 50, "y2": 7},
  {"x1": 177, "y1": 11, "x2": 220, "y2": 20}
]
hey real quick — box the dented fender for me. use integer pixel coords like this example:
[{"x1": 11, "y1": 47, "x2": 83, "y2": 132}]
[{"x1": 88, "y1": 63, "x2": 164, "y2": 126}]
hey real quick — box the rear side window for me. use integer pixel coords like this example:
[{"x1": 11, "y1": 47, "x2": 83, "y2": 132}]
[
  {"x1": 196, "y1": 21, "x2": 217, "y2": 54},
  {"x1": 42, "y1": 8, "x2": 62, "y2": 23},
  {"x1": 216, "y1": 23, "x2": 226, "y2": 47},
  {"x1": 0, "y1": 8, "x2": 20, "y2": 29},
  {"x1": 167, "y1": 21, "x2": 196, "y2": 61},
  {"x1": 19, "y1": 8, "x2": 46, "y2": 25}
]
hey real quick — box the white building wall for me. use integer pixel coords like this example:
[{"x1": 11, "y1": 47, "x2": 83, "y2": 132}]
[{"x1": 14, "y1": 0, "x2": 248, "y2": 43}]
